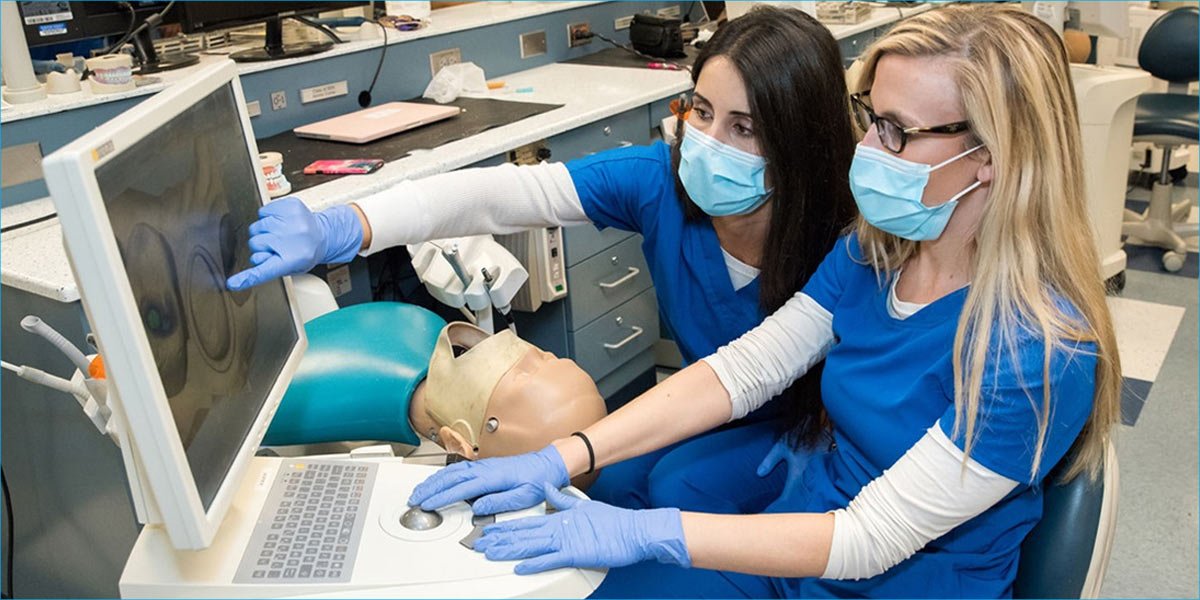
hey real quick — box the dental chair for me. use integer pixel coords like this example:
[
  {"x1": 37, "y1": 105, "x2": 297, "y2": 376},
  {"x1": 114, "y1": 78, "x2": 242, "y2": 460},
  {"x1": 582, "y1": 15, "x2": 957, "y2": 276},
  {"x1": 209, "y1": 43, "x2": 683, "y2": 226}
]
[
  {"x1": 1013, "y1": 440, "x2": 1119, "y2": 599},
  {"x1": 1122, "y1": 6, "x2": 1199, "y2": 273}
]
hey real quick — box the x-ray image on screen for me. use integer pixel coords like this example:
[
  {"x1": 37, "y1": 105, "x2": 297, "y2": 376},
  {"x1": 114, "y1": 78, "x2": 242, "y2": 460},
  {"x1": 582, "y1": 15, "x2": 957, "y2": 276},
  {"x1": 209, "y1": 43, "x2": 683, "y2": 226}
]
[{"x1": 95, "y1": 83, "x2": 299, "y2": 511}]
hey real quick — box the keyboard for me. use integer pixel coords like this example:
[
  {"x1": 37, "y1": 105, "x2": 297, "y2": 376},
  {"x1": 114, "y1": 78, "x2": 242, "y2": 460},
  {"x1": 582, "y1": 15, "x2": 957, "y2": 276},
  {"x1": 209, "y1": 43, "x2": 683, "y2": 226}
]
[{"x1": 233, "y1": 460, "x2": 378, "y2": 584}]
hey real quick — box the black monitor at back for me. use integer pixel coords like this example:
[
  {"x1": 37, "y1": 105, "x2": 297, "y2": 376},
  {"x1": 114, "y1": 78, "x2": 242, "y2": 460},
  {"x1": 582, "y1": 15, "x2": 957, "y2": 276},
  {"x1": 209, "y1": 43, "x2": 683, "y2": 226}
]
[
  {"x1": 178, "y1": 1, "x2": 367, "y2": 63},
  {"x1": 19, "y1": 2, "x2": 173, "y2": 48}
]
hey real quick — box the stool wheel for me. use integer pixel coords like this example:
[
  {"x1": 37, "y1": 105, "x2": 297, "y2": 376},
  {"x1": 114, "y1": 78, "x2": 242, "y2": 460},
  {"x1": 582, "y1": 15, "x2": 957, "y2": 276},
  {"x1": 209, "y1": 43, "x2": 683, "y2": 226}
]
[{"x1": 1163, "y1": 250, "x2": 1187, "y2": 272}]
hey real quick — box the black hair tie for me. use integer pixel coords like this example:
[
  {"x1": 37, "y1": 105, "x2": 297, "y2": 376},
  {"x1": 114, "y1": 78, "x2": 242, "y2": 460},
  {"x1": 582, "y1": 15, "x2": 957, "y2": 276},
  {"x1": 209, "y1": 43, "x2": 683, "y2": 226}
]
[{"x1": 571, "y1": 432, "x2": 596, "y2": 475}]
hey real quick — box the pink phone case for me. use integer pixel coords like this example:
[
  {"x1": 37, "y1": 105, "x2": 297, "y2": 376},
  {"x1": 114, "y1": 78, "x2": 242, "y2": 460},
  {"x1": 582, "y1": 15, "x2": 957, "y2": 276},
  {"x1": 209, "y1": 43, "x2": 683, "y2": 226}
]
[{"x1": 303, "y1": 159, "x2": 384, "y2": 175}]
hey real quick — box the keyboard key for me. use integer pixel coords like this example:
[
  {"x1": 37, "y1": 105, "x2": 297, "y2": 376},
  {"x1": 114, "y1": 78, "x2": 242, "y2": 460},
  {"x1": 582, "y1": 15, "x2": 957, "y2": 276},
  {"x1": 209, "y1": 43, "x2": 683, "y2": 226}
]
[
  {"x1": 271, "y1": 562, "x2": 284, "y2": 570},
  {"x1": 330, "y1": 570, "x2": 341, "y2": 578},
  {"x1": 257, "y1": 558, "x2": 269, "y2": 566},
  {"x1": 267, "y1": 534, "x2": 279, "y2": 541},
  {"x1": 284, "y1": 568, "x2": 297, "y2": 578},
  {"x1": 314, "y1": 569, "x2": 327, "y2": 577},
  {"x1": 287, "y1": 559, "x2": 299, "y2": 567},
  {"x1": 253, "y1": 570, "x2": 265, "y2": 579},
  {"x1": 268, "y1": 570, "x2": 281, "y2": 578},
  {"x1": 331, "y1": 561, "x2": 343, "y2": 569},
  {"x1": 299, "y1": 565, "x2": 313, "y2": 578}
]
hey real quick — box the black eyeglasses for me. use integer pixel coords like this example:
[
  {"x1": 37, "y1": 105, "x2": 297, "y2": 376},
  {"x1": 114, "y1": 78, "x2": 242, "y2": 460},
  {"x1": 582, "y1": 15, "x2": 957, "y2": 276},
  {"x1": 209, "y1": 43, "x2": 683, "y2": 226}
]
[{"x1": 850, "y1": 91, "x2": 971, "y2": 154}]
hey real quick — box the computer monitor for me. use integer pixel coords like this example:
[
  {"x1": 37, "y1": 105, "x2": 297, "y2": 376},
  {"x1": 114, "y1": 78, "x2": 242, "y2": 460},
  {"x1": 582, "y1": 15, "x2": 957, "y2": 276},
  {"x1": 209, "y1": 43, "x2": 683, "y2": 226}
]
[
  {"x1": 18, "y1": 1, "x2": 172, "y2": 48},
  {"x1": 42, "y1": 60, "x2": 307, "y2": 550},
  {"x1": 178, "y1": 1, "x2": 368, "y2": 63}
]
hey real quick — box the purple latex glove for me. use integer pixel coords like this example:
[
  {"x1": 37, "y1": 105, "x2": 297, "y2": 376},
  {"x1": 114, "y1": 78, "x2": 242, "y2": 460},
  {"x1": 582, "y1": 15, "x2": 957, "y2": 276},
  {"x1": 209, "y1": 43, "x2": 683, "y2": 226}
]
[
  {"x1": 226, "y1": 197, "x2": 362, "y2": 291},
  {"x1": 475, "y1": 483, "x2": 691, "y2": 575}
]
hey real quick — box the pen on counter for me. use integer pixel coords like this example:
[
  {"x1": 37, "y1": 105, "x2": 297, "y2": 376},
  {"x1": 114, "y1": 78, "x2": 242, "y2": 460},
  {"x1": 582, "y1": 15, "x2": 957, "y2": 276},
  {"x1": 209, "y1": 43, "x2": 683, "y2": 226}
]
[{"x1": 647, "y1": 61, "x2": 683, "y2": 71}]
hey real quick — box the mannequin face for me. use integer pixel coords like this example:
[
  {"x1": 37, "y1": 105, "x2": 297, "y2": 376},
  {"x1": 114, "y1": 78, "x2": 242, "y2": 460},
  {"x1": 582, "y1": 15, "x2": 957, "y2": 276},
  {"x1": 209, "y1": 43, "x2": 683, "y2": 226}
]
[{"x1": 410, "y1": 326, "x2": 607, "y2": 462}]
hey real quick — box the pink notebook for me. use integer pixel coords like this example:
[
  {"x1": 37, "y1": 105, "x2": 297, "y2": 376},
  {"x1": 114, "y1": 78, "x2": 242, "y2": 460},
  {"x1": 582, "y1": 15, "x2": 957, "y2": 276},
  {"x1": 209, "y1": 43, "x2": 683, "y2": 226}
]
[{"x1": 293, "y1": 102, "x2": 462, "y2": 144}]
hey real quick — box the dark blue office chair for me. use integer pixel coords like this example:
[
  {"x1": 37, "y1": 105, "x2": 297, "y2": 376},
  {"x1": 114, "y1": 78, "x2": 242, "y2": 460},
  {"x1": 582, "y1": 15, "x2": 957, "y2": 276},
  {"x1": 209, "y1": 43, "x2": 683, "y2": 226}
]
[
  {"x1": 1122, "y1": 6, "x2": 1199, "y2": 272},
  {"x1": 1013, "y1": 441, "x2": 1119, "y2": 599}
]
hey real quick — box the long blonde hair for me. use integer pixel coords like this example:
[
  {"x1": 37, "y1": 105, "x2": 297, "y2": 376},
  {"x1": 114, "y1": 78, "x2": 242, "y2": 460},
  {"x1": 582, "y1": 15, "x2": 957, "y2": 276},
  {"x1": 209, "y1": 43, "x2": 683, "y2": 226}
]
[{"x1": 854, "y1": 5, "x2": 1120, "y2": 481}]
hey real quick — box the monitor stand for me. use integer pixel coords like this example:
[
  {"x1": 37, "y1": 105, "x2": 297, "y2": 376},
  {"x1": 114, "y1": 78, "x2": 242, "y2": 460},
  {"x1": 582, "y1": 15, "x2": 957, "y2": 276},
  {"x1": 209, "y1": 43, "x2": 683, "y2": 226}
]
[
  {"x1": 132, "y1": 27, "x2": 199, "y2": 75},
  {"x1": 231, "y1": 16, "x2": 333, "y2": 63}
]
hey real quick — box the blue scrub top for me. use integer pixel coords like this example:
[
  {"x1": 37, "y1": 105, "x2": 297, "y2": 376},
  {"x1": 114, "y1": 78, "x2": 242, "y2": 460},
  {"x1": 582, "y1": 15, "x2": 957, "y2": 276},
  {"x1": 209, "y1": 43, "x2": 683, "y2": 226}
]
[
  {"x1": 775, "y1": 234, "x2": 1097, "y2": 598},
  {"x1": 566, "y1": 142, "x2": 765, "y2": 365}
]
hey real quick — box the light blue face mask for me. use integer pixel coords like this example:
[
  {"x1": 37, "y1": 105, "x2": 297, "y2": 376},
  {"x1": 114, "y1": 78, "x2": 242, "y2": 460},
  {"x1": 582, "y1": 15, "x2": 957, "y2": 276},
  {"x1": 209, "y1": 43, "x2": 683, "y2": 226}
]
[
  {"x1": 850, "y1": 143, "x2": 984, "y2": 241},
  {"x1": 678, "y1": 122, "x2": 771, "y2": 217}
]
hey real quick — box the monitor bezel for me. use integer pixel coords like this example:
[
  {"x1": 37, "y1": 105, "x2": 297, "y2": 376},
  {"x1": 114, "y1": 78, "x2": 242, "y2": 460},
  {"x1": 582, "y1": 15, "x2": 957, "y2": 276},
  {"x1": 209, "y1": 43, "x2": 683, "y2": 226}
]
[{"x1": 42, "y1": 59, "x2": 308, "y2": 550}]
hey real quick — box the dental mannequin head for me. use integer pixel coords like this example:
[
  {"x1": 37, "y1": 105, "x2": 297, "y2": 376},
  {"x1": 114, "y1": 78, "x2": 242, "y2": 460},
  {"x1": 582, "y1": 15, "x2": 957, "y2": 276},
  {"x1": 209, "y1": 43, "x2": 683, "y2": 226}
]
[{"x1": 410, "y1": 323, "x2": 607, "y2": 478}]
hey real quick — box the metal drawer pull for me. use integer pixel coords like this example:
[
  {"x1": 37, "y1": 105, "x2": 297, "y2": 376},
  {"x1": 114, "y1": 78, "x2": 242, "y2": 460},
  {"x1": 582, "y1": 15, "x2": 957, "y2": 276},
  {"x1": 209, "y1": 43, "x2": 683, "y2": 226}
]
[
  {"x1": 604, "y1": 325, "x2": 645, "y2": 350},
  {"x1": 598, "y1": 267, "x2": 640, "y2": 289}
]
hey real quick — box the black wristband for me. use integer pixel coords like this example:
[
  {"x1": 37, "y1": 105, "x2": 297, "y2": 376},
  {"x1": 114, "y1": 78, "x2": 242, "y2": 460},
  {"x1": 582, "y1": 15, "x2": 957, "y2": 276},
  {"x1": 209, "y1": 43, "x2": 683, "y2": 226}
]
[{"x1": 571, "y1": 431, "x2": 596, "y2": 475}]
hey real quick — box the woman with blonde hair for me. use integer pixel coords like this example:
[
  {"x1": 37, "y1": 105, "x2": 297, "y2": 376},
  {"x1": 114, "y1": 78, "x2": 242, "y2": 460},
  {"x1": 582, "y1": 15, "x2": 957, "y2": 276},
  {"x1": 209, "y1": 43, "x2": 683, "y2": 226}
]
[{"x1": 408, "y1": 4, "x2": 1121, "y2": 597}]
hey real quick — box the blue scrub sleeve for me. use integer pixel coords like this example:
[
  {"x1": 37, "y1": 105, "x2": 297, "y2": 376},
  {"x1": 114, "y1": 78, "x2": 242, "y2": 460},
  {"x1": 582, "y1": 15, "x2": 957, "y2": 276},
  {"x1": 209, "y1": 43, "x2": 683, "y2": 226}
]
[
  {"x1": 938, "y1": 336, "x2": 1097, "y2": 484},
  {"x1": 801, "y1": 234, "x2": 865, "y2": 313},
  {"x1": 565, "y1": 142, "x2": 674, "y2": 234}
]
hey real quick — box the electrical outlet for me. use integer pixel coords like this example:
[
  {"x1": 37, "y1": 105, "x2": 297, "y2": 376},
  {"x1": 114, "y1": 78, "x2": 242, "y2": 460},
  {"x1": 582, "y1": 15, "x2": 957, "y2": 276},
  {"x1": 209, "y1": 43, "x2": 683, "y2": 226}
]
[
  {"x1": 270, "y1": 90, "x2": 287, "y2": 111},
  {"x1": 520, "y1": 30, "x2": 547, "y2": 59},
  {"x1": 657, "y1": 5, "x2": 681, "y2": 19},
  {"x1": 567, "y1": 21, "x2": 591, "y2": 48},
  {"x1": 429, "y1": 47, "x2": 461, "y2": 77},
  {"x1": 246, "y1": 100, "x2": 262, "y2": 117},
  {"x1": 615, "y1": 15, "x2": 634, "y2": 30}
]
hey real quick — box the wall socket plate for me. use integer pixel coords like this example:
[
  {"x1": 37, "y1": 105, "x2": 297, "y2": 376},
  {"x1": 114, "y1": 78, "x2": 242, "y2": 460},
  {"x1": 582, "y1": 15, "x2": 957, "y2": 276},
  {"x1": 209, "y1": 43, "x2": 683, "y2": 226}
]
[
  {"x1": 567, "y1": 21, "x2": 591, "y2": 48},
  {"x1": 614, "y1": 15, "x2": 634, "y2": 30},
  {"x1": 520, "y1": 30, "x2": 547, "y2": 59},
  {"x1": 270, "y1": 90, "x2": 287, "y2": 111},
  {"x1": 429, "y1": 47, "x2": 462, "y2": 77}
]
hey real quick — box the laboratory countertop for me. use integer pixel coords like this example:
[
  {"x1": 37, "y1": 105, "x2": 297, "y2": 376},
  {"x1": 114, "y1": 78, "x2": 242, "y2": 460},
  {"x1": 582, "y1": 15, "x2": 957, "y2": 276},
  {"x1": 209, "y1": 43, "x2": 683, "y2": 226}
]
[
  {"x1": 0, "y1": 3, "x2": 930, "y2": 303},
  {"x1": 1, "y1": 61, "x2": 692, "y2": 303},
  {"x1": 0, "y1": 1, "x2": 605, "y2": 124}
]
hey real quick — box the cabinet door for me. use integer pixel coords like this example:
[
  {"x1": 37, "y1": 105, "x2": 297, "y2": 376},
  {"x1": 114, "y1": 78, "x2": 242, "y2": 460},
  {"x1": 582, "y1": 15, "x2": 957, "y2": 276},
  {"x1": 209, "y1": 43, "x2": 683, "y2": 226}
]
[
  {"x1": 572, "y1": 288, "x2": 659, "y2": 382},
  {"x1": 547, "y1": 106, "x2": 650, "y2": 162},
  {"x1": 566, "y1": 234, "x2": 652, "y2": 331}
]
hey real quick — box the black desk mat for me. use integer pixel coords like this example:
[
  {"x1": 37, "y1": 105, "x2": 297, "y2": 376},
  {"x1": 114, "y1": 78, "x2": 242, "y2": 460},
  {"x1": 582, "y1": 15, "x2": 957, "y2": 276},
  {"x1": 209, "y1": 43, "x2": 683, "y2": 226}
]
[
  {"x1": 564, "y1": 45, "x2": 698, "y2": 70},
  {"x1": 257, "y1": 97, "x2": 563, "y2": 193}
]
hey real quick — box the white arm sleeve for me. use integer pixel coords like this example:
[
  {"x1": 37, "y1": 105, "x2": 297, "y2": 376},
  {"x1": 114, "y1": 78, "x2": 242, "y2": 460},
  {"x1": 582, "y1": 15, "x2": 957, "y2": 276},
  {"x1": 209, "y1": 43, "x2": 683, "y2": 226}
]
[
  {"x1": 353, "y1": 162, "x2": 591, "y2": 255},
  {"x1": 700, "y1": 292, "x2": 835, "y2": 421},
  {"x1": 822, "y1": 424, "x2": 1020, "y2": 580}
]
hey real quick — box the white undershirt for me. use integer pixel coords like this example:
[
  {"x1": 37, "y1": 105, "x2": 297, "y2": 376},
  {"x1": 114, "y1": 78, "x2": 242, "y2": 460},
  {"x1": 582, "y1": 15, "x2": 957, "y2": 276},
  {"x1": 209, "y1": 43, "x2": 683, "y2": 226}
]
[
  {"x1": 887, "y1": 269, "x2": 929, "y2": 320},
  {"x1": 354, "y1": 162, "x2": 755, "y2": 291},
  {"x1": 722, "y1": 248, "x2": 760, "y2": 291}
]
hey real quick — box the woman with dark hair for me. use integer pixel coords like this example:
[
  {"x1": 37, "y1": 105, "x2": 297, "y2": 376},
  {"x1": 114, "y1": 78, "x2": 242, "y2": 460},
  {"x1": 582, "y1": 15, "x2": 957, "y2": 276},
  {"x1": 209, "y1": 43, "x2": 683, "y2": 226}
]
[{"x1": 228, "y1": 6, "x2": 857, "y2": 514}]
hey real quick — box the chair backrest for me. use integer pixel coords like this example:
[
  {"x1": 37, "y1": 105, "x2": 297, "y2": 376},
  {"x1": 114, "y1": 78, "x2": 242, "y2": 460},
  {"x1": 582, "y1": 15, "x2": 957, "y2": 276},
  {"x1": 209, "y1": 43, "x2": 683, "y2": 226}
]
[
  {"x1": 1012, "y1": 440, "x2": 1119, "y2": 599},
  {"x1": 1138, "y1": 6, "x2": 1199, "y2": 84}
]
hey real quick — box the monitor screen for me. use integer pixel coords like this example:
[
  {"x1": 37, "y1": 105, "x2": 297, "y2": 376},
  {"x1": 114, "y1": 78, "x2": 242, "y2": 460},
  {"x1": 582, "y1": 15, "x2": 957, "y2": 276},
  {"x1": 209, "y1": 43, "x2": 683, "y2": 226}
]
[
  {"x1": 179, "y1": 1, "x2": 366, "y2": 34},
  {"x1": 93, "y1": 82, "x2": 299, "y2": 511}
]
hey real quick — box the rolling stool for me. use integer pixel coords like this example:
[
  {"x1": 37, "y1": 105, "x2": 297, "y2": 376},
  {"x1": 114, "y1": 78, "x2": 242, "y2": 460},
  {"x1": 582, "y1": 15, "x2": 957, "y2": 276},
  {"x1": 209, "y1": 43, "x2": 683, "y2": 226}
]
[{"x1": 1122, "y1": 6, "x2": 1199, "y2": 272}]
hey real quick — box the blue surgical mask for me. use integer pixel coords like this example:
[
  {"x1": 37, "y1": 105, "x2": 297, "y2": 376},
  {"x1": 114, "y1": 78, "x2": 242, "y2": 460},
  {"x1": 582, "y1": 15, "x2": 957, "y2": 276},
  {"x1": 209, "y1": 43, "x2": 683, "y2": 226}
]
[
  {"x1": 678, "y1": 122, "x2": 771, "y2": 217},
  {"x1": 850, "y1": 143, "x2": 984, "y2": 241}
]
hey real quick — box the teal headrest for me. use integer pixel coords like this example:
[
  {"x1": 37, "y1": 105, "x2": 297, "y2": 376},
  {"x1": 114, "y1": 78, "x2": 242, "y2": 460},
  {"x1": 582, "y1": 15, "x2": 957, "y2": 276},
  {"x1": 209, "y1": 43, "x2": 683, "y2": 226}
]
[{"x1": 263, "y1": 302, "x2": 447, "y2": 447}]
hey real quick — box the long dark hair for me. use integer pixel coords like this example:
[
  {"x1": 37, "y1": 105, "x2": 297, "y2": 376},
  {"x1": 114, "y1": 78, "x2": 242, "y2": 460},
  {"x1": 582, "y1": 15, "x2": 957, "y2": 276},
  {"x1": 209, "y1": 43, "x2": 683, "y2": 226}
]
[{"x1": 672, "y1": 6, "x2": 858, "y2": 447}]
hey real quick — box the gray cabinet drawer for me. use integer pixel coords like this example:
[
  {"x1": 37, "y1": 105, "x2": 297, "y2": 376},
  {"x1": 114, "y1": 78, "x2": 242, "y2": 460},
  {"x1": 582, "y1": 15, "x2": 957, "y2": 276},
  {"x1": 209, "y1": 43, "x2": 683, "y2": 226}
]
[
  {"x1": 564, "y1": 224, "x2": 633, "y2": 267},
  {"x1": 547, "y1": 106, "x2": 651, "y2": 162},
  {"x1": 566, "y1": 234, "x2": 651, "y2": 330},
  {"x1": 572, "y1": 288, "x2": 659, "y2": 382}
]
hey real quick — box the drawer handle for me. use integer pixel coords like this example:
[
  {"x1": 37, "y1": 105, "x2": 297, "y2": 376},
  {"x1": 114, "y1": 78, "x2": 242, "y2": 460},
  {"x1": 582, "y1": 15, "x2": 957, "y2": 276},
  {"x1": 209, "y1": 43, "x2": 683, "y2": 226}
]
[
  {"x1": 604, "y1": 325, "x2": 645, "y2": 350},
  {"x1": 598, "y1": 267, "x2": 640, "y2": 289}
]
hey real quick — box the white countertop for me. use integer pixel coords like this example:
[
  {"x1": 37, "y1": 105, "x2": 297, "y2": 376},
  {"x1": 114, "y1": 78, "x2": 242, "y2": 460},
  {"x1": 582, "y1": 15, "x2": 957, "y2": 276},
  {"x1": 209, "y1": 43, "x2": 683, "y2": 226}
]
[
  {"x1": 0, "y1": 1, "x2": 605, "y2": 124},
  {"x1": 1, "y1": 3, "x2": 928, "y2": 303},
  {"x1": 1, "y1": 61, "x2": 691, "y2": 303}
]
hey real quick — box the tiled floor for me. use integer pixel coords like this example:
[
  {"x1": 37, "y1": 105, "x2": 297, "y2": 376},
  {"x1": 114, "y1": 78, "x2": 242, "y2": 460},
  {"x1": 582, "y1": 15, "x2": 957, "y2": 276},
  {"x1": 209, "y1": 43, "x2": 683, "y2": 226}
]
[{"x1": 1102, "y1": 182, "x2": 1198, "y2": 598}]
